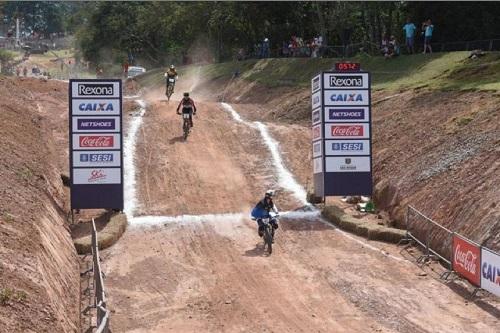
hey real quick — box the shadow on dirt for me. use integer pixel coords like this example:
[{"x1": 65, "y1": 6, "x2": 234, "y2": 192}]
[
  {"x1": 244, "y1": 243, "x2": 270, "y2": 257},
  {"x1": 169, "y1": 135, "x2": 186, "y2": 144},
  {"x1": 445, "y1": 281, "x2": 500, "y2": 319}
]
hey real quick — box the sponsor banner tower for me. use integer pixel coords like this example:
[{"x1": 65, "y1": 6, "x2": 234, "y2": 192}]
[
  {"x1": 311, "y1": 64, "x2": 372, "y2": 197},
  {"x1": 69, "y1": 79, "x2": 123, "y2": 209}
]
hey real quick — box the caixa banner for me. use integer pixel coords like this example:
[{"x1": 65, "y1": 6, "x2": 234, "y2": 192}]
[
  {"x1": 481, "y1": 247, "x2": 500, "y2": 297},
  {"x1": 452, "y1": 235, "x2": 481, "y2": 287},
  {"x1": 69, "y1": 79, "x2": 123, "y2": 210}
]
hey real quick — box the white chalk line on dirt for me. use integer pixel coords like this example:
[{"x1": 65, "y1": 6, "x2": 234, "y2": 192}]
[
  {"x1": 121, "y1": 96, "x2": 406, "y2": 263},
  {"x1": 123, "y1": 99, "x2": 146, "y2": 221},
  {"x1": 220, "y1": 102, "x2": 408, "y2": 263},
  {"x1": 131, "y1": 210, "x2": 320, "y2": 226},
  {"x1": 220, "y1": 102, "x2": 308, "y2": 205}
]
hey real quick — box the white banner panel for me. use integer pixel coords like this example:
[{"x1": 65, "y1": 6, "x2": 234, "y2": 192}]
[
  {"x1": 325, "y1": 156, "x2": 371, "y2": 172},
  {"x1": 72, "y1": 116, "x2": 121, "y2": 133},
  {"x1": 312, "y1": 124, "x2": 322, "y2": 141},
  {"x1": 311, "y1": 91, "x2": 322, "y2": 109},
  {"x1": 311, "y1": 74, "x2": 321, "y2": 93},
  {"x1": 325, "y1": 140, "x2": 370, "y2": 156},
  {"x1": 312, "y1": 141, "x2": 322, "y2": 158},
  {"x1": 312, "y1": 107, "x2": 322, "y2": 125},
  {"x1": 71, "y1": 81, "x2": 120, "y2": 98},
  {"x1": 325, "y1": 106, "x2": 370, "y2": 123},
  {"x1": 313, "y1": 157, "x2": 323, "y2": 174},
  {"x1": 324, "y1": 90, "x2": 370, "y2": 106},
  {"x1": 325, "y1": 123, "x2": 370, "y2": 139},
  {"x1": 481, "y1": 248, "x2": 500, "y2": 297},
  {"x1": 72, "y1": 133, "x2": 121, "y2": 150},
  {"x1": 72, "y1": 99, "x2": 121, "y2": 116},
  {"x1": 323, "y1": 72, "x2": 369, "y2": 89},
  {"x1": 73, "y1": 168, "x2": 122, "y2": 184},
  {"x1": 72, "y1": 151, "x2": 121, "y2": 167}
]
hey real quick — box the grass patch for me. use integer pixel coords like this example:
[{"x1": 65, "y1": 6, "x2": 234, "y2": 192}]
[
  {"x1": 456, "y1": 116, "x2": 473, "y2": 126},
  {"x1": 16, "y1": 166, "x2": 33, "y2": 182},
  {"x1": 139, "y1": 51, "x2": 500, "y2": 92},
  {"x1": 2, "y1": 212, "x2": 15, "y2": 223},
  {"x1": 0, "y1": 288, "x2": 27, "y2": 305}
]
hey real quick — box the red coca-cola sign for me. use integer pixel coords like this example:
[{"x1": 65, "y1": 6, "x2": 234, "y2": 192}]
[
  {"x1": 79, "y1": 135, "x2": 114, "y2": 148},
  {"x1": 331, "y1": 125, "x2": 363, "y2": 137},
  {"x1": 452, "y1": 235, "x2": 481, "y2": 286}
]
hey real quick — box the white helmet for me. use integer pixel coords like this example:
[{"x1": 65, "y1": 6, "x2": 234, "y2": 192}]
[
  {"x1": 170, "y1": 64, "x2": 175, "y2": 69},
  {"x1": 265, "y1": 189, "x2": 274, "y2": 198}
]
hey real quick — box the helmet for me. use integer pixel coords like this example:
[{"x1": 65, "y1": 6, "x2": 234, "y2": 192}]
[
  {"x1": 170, "y1": 64, "x2": 175, "y2": 69},
  {"x1": 183, "y1": 92, "x2": 189, "y2": 97},
  {"x1": 265, "y1": 190, "x2": 274, "y2": 198}
]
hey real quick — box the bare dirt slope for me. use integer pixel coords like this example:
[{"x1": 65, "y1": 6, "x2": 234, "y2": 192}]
[
  {"x1": 0, "y1": 77, "x2": 79, "y2": 333},
  {"x1": 104, "y1": 88, "x2": 500, "y2": 332}
]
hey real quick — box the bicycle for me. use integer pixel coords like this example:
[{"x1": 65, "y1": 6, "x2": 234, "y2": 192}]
[
  {"x1": 165, "y1": 77, "x2": 175, "y2": 101},
  {"x1": 181, "y1": 112, "x2": 191, "y2": 141},
  {"x1": 259, "y1": 212, "x2": 279, "y2": 254}
]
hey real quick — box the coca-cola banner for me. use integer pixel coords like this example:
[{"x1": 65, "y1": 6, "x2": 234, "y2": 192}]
[
  {"x1": 452, "y1": 235, "x2": 481, "y2": 287},
  {"x1": 72, "y1": 134, "x2": 121, "y2": 150},
  {"x1": 69, "y1": 79, "x2": 123, "y2": 210},
  {"x1": 325, "y1": 123, "x2": 370, "y2": 139},
  {"x1": 480, "y1": 248, "x2": 500, "y2": 296}
]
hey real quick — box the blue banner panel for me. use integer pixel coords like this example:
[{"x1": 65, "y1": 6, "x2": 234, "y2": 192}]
[
  {"x1": 324, "y1": 172, "x2": 373, "y2": 196},
  {"x1": 71, "y1": 184, "x2": 124, "y2": 209}
]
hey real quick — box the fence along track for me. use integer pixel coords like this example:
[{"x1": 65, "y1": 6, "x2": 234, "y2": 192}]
[
  {"x1": 82, "y1": 219, "x2": 110, "y2": 333},
  {"x1": 399, "y1": 205, "x2": 500, "y2": 298}
]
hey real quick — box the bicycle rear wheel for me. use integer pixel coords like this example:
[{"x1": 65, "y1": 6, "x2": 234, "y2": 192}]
[
  {"x1": 183, "y1": 119, "x2": 189, "y2": 140},
  {"x1": 264, "y1": 227, "x2": 272, "y2": 254}
]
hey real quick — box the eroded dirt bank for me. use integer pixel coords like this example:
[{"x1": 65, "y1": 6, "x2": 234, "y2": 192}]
[{"x1": 0, "y1": 77, "x2": 79, "y2": 332}]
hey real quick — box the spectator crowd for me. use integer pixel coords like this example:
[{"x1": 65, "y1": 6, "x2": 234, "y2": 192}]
[{"x1": 241, "y1": 17, "x2": 436, "y2": 61}]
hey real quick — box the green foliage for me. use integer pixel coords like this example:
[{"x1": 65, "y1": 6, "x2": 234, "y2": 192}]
[
  {"x1": 1, "y1": 2, "x2": 78, "y2": 34},
  {"x1": 68, "y1": 1, "x2": 500, "y2": 67},
  {"x1": 0, "y1": 49, "x2": 14, "y2": 63}
]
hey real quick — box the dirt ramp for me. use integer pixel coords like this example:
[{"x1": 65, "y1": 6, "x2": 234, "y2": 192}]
[
  {"x1": 0, "y1": 77, "x2": 79, "y2": 332},
  {"x1": 133, "y1": 99, "x2": 304, "y2": 217}
]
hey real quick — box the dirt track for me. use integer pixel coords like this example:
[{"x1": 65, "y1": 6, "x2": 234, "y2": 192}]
[{"x1": 103, "y1": 86, "x2": 500, "y2": 332}]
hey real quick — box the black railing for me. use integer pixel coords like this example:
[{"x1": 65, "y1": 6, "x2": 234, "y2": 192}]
[{"x1": 83, "y1": 219, "x2": 110, "y2": 333}]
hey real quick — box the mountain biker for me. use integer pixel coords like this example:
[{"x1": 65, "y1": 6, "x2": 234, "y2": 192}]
[
  {"x1": 251, "y1": 190, "x2": 279, "y2": 237},
  {"x1": 164, "y1": 65, "x2": 178, "y2": 95},
  {"x1": 176, "y1": 92, "x2": 197, "y2": 127}
]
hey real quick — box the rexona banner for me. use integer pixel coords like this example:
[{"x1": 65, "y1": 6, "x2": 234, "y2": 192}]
[
  {"x1": 481, "y1": 248, "x2": 500, "y2": 297},
  {"x1": 311, "y1": 68, "x2": 372, "y2": 197},
  {"x1": 69, "y1": 79, "x2": 123, "y2": 210},
  {"x1": 452, "y1": 235, "x2": 481, "y2": 287}
]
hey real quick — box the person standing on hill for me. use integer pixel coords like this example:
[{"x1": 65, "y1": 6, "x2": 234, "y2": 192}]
[
  {"x1": 403, "y1": 18, "x2": 416, "y2": 54},
  {"x1": 422, "y1": 19, "x2": 434, "y2": 54}
]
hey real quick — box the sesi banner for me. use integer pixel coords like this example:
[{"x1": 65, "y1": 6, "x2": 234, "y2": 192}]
[
  {"x1": 452, "y1": 235, "x2": 481, "y2": 286},
  {"x1": 480, "y1": 248, "x2": 500, "y2": 297}
]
